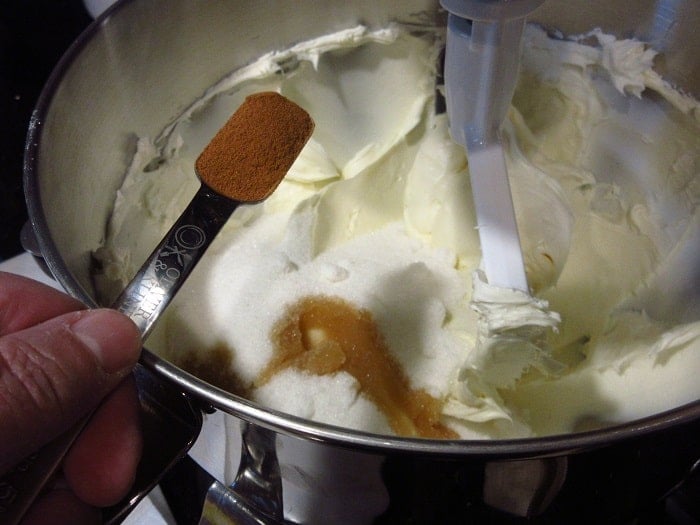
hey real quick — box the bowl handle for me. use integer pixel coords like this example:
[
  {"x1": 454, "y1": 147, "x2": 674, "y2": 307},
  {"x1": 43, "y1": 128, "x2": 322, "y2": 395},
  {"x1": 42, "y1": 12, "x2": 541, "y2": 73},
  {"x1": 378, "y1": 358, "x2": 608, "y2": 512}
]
[
  {"x1": 159, "y1": 422, "x2": 284, "y2": 525},
  {"x1": 0, "y1": 364, "x2": 202, "y2": 524},
  {"x1": 103, "y1": 364, "x2": 204, "y2": 524}
]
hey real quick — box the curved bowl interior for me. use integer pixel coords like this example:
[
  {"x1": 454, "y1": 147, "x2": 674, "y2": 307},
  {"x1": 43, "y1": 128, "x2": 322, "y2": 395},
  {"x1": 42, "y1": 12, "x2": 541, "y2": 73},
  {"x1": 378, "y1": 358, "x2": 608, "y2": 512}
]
[{"x1": 24, "y1": 0, "x2": 700, "y2": 454}]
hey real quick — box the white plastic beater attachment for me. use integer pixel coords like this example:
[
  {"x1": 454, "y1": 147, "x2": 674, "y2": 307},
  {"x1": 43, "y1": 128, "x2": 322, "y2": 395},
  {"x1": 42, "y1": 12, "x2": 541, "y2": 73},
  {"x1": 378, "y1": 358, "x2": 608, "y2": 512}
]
[{"x1": 441, "y1": 0, "x2": 544, "y2": 292}]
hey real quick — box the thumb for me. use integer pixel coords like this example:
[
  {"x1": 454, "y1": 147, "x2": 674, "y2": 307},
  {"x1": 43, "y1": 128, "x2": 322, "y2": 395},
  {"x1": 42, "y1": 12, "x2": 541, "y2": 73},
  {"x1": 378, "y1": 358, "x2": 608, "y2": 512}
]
[{"x1": 0, "y1": 309, "x2": 141, "y2": 472}]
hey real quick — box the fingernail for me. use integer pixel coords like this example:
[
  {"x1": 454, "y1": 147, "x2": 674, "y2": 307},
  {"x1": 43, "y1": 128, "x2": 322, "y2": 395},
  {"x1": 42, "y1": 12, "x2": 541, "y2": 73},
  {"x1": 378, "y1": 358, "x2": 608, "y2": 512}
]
[{"x1": 72, "y1": 310, "x2": 142, "y2": 374}]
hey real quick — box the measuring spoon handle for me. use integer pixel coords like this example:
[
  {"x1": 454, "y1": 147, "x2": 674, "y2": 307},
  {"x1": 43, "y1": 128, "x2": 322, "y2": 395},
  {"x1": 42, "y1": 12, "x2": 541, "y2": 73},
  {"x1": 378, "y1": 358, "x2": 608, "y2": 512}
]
[{"x1": 113, "y1": 184, "x2": 239, "y2": 337}]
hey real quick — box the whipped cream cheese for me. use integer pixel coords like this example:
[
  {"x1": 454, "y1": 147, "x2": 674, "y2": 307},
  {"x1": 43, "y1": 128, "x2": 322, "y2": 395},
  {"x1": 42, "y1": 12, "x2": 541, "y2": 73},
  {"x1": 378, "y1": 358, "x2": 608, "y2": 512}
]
[{"x1": 95, "y1": 24, "x2": 700, "y2": 439}]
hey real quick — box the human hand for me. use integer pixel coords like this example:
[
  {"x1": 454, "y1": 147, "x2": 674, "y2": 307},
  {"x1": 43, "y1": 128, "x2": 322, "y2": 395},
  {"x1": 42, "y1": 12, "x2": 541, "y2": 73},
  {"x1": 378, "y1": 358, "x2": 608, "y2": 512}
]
[{"x1": 0, "y1": 272, "x2": 142, "y2": 524}]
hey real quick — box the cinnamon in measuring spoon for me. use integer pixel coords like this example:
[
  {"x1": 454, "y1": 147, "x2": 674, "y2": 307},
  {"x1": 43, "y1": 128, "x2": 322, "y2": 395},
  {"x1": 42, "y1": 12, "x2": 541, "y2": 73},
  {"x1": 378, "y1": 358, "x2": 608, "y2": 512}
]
[
  {"x1": 195, "y1": 91, "x2": 315, "y2": 202},
  {"x1": 259, "y1": 295, "x2": 458, "y2": 439}
]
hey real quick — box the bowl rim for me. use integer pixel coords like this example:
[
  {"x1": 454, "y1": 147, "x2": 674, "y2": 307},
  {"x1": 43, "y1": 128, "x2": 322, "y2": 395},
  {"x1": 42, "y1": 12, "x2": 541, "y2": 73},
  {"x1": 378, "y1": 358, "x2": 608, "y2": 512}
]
[{"x1": 23, "y1": 0, "x2": 700, "y2": 457}]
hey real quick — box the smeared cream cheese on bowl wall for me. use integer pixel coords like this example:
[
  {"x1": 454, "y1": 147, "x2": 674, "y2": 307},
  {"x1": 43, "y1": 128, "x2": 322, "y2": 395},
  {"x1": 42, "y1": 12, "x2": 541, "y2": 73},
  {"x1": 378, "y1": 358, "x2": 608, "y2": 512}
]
[{"x1": 93, "y1": 23, "x2": 700, "y2": 440}]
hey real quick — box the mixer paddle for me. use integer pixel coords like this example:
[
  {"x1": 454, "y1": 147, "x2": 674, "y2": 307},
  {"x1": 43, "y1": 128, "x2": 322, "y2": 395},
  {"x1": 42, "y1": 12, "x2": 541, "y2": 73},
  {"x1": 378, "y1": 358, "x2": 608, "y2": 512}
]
[
  {"x1": 441, "y1": 0, "x2": 562, "y2": 386},
  {"x1": 441, "y1": 0, "x2": 544, "y2": 292}
]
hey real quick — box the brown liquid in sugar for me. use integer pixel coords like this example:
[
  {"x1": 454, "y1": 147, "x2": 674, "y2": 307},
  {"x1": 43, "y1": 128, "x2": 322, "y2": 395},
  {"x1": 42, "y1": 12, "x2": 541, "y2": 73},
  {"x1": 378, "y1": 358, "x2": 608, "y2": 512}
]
[
  {"x1": 178, "y1": 344, "x2": 249, "y2": 397},
  {"x1": 259, "y1": 295, "x2": 457, "y2": 439}
]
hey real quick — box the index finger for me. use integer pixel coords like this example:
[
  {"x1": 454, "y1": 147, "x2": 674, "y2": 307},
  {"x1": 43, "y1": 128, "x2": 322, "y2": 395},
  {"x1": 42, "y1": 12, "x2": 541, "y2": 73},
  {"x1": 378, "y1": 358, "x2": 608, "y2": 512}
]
[{"x1": 0, "y1": 272, "x2": 85, "y2": 335}]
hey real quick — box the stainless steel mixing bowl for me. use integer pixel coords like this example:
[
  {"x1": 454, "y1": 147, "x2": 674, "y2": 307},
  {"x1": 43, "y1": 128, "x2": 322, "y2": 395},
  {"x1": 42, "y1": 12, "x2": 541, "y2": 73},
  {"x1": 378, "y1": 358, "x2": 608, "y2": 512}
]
[{"x1": 23, "y1": 0, "x2": 700, "y2": 523}]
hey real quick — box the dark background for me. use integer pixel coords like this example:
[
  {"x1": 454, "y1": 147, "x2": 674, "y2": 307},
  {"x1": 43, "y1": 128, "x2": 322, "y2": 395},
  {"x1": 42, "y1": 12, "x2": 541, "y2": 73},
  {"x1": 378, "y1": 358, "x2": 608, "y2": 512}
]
[{"x1": 0, "y1": 0, "x2": 92, "y2": 260}]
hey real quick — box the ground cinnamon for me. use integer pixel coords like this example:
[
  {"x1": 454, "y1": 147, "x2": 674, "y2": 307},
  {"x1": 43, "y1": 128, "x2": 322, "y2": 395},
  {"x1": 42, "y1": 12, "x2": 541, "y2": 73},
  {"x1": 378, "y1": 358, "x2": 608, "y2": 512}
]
[{"x1": 195, "y1": 91, "x2": 314, "y2": 202}]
